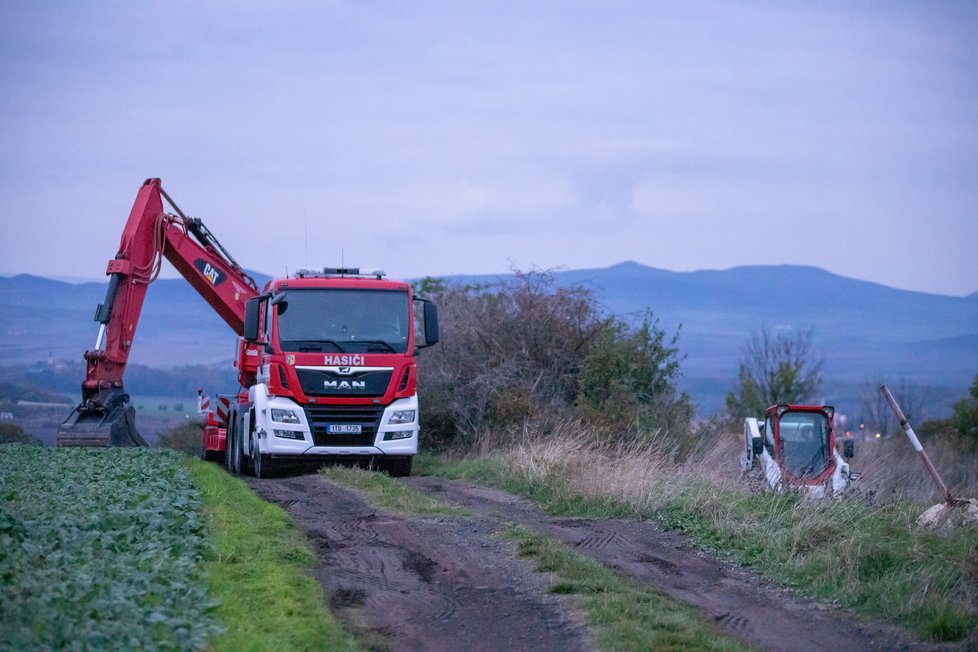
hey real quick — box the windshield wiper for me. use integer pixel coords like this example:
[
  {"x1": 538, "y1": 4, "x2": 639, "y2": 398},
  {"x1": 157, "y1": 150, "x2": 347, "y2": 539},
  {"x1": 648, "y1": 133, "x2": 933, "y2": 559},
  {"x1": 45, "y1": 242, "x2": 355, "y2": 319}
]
[
  {"x1": 353, "y1": 340, "x2": 396, "y2": 353},
  {"x1": 285, "y1": 340, "x2": 346, "y2": 353}
]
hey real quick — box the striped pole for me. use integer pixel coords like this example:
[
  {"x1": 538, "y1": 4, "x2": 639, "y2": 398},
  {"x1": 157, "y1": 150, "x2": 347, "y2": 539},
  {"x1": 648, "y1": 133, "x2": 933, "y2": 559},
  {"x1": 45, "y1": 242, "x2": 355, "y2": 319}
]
[{"x1": 880, "y1": 385, "x2": 956, "y2": 505}]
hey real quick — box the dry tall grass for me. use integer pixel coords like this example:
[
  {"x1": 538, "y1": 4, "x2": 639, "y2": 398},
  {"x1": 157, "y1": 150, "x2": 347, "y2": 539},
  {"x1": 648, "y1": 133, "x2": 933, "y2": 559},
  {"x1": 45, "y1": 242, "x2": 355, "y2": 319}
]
[
  {"x1": 479, "y1": 421, "x2": 977, "y2": 510},
  {"x1": 853, "y1": 434, "x2": 978, "y2": 505}
]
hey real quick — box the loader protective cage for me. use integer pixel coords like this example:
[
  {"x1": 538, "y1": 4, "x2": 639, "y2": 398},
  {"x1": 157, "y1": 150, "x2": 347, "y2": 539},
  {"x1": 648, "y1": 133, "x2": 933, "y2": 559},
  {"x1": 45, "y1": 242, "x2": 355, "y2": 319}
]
[{"x1": 768, "y1": 404, "x2": 836, "y2": 486}]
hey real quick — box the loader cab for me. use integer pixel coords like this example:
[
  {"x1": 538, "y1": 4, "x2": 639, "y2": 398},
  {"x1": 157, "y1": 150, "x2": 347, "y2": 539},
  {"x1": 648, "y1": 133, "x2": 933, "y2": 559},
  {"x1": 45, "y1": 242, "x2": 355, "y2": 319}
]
[{"x1": 768, "y1": 404, "x2": 836, "y2": 485}]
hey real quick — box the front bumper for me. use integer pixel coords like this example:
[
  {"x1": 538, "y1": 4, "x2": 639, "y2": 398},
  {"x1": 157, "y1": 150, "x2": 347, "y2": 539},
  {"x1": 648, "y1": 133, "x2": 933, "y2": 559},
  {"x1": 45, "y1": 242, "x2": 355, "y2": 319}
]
[{"x1": 253, "y1": 389, "x2": 419, "y2": 457}]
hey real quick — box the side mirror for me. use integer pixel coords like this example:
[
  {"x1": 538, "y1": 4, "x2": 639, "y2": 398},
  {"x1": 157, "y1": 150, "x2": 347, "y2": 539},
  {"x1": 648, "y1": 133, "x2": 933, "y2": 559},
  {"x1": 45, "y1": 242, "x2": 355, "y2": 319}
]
[
  {"x1": 423, "y1": 301, "x2": 439, "y2": 346},
  {"x1": 243, "y1": 297, "x2": 262, "y2": 342},
  {"x1": 413, "y1": 298, "x2": 440, "y2": 347},
  {"x1": 843, "y1": 439, "x2": 854, "y2": 460}
]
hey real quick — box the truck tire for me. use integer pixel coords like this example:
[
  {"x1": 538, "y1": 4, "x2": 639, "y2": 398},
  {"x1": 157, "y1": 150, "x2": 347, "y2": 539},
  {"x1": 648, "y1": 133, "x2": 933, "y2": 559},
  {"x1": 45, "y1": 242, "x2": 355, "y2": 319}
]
[
  {"x1": 230, "y1": 423, "x2": 242, "y2": 476},
  {"x1": 241, "y1": 410, "x2": 255, "y2": 476},
  {"x1": 224, "y1": 409, "x2": 236, "y2": 471},
  {"x1": 380, "y1": 456, "x2": 412, "y2": 478},
  {"x1": 252, "y1": 432, "x2": 276, "y2": 479}
]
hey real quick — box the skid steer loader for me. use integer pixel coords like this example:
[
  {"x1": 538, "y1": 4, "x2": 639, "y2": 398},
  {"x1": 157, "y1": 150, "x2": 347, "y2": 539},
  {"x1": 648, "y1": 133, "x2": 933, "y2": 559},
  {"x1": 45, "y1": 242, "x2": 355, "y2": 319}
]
[{"x1": 740, "y1": 404, "x2": 857, "y2": 497}]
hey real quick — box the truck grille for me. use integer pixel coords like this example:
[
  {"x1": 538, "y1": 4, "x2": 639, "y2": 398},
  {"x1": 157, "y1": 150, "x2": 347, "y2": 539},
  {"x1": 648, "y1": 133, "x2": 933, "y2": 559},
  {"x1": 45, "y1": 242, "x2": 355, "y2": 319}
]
[
  {"x1": 296, "y1": 367, "x2": 392, "y2": 397},
  {"x1": 303, "y1": 405, "x2": 384, "y2": 447}
]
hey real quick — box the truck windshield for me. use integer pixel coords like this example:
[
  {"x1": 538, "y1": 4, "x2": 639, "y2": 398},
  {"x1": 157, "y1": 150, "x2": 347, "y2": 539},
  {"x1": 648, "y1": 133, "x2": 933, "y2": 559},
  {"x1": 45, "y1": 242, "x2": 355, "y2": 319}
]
[
  {"x1": 276, "y1": 289, "x2": 410, "y2": 354},
  {"x1": 777, "y1": 411, "x2": 832, "y2": 480}
]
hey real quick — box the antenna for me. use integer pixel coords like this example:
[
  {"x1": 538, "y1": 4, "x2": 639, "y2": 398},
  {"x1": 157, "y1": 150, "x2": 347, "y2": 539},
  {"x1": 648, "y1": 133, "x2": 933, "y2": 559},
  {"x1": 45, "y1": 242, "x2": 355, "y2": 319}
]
[{"x1": 341, "y1": 248, "x2": 345, "y2": 268}]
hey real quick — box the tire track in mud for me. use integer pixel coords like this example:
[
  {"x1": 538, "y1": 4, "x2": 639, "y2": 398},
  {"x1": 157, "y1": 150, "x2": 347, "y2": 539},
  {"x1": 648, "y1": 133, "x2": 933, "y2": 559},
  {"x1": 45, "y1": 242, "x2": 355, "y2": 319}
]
[
  {"x1": 247, "y1": 474, "x2": 592, "y2": 652},
  {"x1": 404, "y1": 476, "x2": 957, "y2": 652}
]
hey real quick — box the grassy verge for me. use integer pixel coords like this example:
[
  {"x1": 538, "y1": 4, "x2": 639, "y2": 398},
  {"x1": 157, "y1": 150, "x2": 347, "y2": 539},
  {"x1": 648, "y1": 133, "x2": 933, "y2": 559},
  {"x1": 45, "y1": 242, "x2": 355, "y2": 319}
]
[
  {"x1": 188, "y1": 460, "x2": 358, "y2": 651},
  {"x1": 319, "y1": 465, "x2": 470, "y2": 517},
  {"x1": 503, "y1": 525, "x2": 748, "y2": 651},
  {"x1": 416, "y1": 441, "x2": 978, "y2": 642}
]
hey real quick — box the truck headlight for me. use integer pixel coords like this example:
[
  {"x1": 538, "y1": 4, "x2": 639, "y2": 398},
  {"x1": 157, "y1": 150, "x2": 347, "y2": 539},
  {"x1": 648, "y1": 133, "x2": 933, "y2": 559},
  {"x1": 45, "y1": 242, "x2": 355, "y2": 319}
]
[
  {"x1": 271, "y1": 408, "x2": 300, "y2": 424},
  {"x1": 388, "y1": 409, "x2": 416, "y2": 425}
]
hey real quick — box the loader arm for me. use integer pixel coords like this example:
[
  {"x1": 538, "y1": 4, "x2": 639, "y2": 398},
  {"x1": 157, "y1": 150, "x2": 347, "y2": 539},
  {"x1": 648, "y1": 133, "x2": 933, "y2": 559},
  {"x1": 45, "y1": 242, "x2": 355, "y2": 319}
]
[{"x1": 58, "y1": 178, "x2": 260, "y2": 446}]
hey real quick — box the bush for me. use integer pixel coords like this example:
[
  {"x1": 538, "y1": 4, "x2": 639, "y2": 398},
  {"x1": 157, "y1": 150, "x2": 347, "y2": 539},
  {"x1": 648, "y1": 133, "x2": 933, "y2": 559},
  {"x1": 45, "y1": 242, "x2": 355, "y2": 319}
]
[
  {"x1": 156, "y1": 420, "x2": 204, "y2": 457},
  {"x1": 952, "y1": 374, "x2": 978, "y2": 443},
  {"x1": 416, "y1": 270, "x2": 691, "y2": 451},
  {"x1": 578, "y1": 315, "x2": 691, "y2": 438},
  {"x1": 0, "y1": 423, "x2": 42, "y2": 445}
]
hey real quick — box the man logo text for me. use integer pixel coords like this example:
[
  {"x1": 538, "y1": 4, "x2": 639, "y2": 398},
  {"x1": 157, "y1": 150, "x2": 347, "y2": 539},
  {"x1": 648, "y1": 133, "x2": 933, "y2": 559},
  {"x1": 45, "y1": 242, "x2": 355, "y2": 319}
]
[{"x1": 324, "y1": 380, "x2": 366, "y2": 391}]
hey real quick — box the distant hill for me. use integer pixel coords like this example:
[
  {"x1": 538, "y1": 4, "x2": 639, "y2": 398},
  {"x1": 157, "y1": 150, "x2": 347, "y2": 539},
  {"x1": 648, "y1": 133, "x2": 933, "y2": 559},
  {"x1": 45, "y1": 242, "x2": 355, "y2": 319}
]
[
  {"x1": 2, "y1": 263, "x2": 975, "y2": 416},
  {"x1": 440, "y1": 262, "x2": 978, "y2": 415},
  {"x1": 0, "y1": 270, "x2": 270, "y2": 368},
  {"x1": 548, "y1": 261, "x2": 978, "y2": 379}
]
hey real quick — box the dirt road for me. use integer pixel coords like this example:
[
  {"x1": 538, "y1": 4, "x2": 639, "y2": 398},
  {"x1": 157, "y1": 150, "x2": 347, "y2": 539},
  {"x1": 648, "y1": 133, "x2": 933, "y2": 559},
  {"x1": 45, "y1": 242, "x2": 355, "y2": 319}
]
[
  {"x1": 247, "y1": 474, "x2": 591, "y2": 651},
  {"x1": 249, "y1": 473, "x2": 951, "y2": 652}
]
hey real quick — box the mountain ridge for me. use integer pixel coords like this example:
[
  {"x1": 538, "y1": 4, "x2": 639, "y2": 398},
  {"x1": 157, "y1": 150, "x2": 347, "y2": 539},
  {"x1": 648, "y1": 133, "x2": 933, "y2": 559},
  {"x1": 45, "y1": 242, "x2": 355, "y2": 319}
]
[{"x1": 2, "y1": 263, "x2": 975, "y2": 415}]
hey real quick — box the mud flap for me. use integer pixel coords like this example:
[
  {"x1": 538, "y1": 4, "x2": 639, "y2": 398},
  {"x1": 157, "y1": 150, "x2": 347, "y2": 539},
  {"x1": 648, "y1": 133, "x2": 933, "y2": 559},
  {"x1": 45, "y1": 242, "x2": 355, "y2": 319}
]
[{"x1": 57, "y1": 402, "x2": 147, "y2": 447}]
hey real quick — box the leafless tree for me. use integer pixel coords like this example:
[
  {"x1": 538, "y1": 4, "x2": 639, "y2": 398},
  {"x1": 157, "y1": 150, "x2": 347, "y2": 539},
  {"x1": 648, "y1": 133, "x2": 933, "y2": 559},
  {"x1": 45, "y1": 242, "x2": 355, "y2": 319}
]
[
  {"x1": 859, "y1": 377, "x2": 932, "y2": 437},
  {"x1": 726, "y1": 327, "x2": 823, "y2": 418}
]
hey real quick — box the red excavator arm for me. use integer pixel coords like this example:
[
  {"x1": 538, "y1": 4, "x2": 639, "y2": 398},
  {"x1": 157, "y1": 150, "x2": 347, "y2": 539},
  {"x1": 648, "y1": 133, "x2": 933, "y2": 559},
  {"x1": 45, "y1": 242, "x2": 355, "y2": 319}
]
[{"x1": 57, "y1": 178, "x2": 260, "y2": 446}]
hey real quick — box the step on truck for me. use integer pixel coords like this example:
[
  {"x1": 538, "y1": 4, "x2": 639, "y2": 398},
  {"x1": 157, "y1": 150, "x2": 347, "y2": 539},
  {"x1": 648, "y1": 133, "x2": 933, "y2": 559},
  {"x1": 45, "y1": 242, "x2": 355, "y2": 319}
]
[{"x1": 57, "y1": 178, "x2": 439, "y2": 478}]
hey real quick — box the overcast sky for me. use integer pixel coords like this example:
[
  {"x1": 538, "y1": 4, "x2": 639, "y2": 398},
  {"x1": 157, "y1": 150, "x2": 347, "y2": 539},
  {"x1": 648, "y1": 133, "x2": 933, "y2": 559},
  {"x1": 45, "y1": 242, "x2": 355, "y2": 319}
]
[{"x1": 1, "y1": 2, "x2": 976, "y2": 296}]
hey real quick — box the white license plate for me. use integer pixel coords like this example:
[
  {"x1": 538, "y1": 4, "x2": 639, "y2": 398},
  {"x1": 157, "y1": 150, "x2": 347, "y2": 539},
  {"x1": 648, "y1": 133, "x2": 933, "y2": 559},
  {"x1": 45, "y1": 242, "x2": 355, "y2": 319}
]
[{"x1": 327, "y1": 424, "x2": 362, "y2": 434}]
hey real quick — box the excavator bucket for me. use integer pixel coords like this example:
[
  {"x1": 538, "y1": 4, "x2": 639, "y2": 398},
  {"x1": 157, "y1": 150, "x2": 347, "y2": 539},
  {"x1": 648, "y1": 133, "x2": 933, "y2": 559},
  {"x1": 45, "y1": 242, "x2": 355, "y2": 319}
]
[{"x1": 57, "y1": 402, "x2": 147, "y2": 447}]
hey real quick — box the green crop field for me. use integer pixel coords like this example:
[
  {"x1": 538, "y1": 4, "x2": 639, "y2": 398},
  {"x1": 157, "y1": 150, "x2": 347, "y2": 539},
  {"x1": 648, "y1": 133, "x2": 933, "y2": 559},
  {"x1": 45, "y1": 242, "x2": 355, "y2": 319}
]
[{"x1": 0, "y1": 445, "x2": 220, "y2": 650}]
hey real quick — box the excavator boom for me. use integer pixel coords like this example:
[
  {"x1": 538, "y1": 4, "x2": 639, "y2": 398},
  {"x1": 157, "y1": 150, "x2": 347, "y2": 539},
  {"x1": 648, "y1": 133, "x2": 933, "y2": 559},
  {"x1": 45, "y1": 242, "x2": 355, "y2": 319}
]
[{"x1": 57, "y1": 178, "x2": 259, "y2": 447}]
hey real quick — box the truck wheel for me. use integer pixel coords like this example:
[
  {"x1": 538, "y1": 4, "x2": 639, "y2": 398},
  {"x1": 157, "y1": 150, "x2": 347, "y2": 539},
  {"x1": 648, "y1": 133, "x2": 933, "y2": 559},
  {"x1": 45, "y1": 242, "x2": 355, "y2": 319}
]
[
  {"x1": 252, "y1": 435, "x2": 276, "y2": 479},
  {"x1": 230, "y1": 426, "x2": 242, "y2": 476},
  {"x1": 380, "y1": 456, "x2": 412, "y2": 478},
  {"x1": 241, "y1": 410, "x2": 255, "y2": 475},
  {"x1": 224, "y1": 411, "x2": 236, "y2": 471}
]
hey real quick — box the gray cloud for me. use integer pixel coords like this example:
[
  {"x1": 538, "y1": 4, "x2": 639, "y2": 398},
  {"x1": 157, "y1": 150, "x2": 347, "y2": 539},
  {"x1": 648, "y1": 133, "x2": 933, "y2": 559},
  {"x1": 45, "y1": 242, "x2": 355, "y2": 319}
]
[{"x1": 1, "y1": 1, "x2": 976, "y2": 294}]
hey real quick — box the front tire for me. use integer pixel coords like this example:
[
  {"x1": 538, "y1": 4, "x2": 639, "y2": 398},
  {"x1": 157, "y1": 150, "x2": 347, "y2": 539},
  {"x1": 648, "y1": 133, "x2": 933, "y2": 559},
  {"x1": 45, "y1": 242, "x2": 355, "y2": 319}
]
[{"x1": 252, "y1": 434, "x2": 276, "y2": 479}]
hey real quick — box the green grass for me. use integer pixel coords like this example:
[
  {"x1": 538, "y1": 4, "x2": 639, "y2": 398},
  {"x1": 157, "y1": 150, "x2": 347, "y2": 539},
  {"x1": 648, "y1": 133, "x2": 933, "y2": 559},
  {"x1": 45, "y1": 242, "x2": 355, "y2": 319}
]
[
  {"x1": 188, "y1": 460, "x2": 359, "y2": 652},
  {"x1": 502, "y1": 525, "x2": 748, "y2": 651},
  {"x1": 419, "y1": 452, "x2": 978, "y2": 642},
  {"x1": 319, "y1": 465, "x2": 470, "y2": 517}
]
